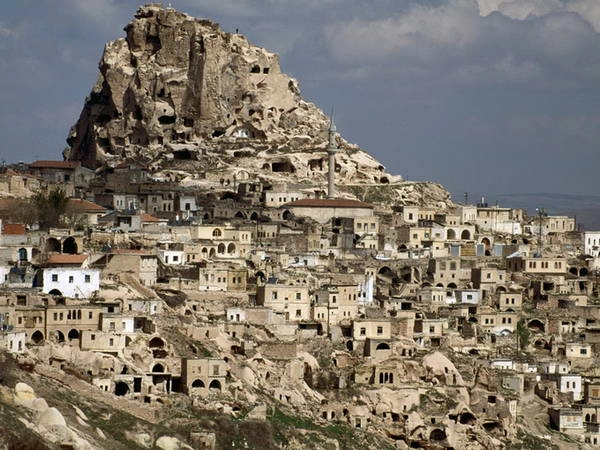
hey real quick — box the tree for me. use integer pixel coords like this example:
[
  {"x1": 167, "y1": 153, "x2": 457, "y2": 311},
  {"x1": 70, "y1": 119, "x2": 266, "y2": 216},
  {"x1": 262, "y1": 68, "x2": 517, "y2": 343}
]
[
  {"x1": 516, "y1": 319, "x2": 530, "y2": 352},
  {"x1": 31, "y1": 188, "x2": 69, "y2": 230}
]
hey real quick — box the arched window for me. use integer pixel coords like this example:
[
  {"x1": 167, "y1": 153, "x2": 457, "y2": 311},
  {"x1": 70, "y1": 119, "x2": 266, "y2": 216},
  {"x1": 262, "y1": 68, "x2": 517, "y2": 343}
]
[{"x1": 212, "y1": 228, "x2": 222, "y2": 237}]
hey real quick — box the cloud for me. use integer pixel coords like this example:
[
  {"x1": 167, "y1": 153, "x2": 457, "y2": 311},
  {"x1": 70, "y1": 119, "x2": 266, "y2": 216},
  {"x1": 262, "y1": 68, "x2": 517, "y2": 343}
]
[
  {"x1": 322, "y1": 0, "x2": 600, "y2": 86},
  {"x1": 478, "y1": 0, "x2": 564, "y2": 19}
]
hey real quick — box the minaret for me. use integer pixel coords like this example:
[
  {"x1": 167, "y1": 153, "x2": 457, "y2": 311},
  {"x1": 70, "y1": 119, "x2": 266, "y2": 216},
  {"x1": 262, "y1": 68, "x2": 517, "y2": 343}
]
[{"x1": 327, "y1": 117, "x2": 338, "y2": 199}]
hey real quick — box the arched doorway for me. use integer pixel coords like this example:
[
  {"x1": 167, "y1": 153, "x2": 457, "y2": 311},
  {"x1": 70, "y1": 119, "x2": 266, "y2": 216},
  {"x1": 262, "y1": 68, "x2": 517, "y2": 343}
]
[
  {"x1": 55, "y1": 330, "x2": 65, "y2": 343},
  {"x1": 115, "y1": 382, "x2": 129, "y2": 396},
  {"x1": 528, "y1": 319, "x2": 545, "y2": 333},
  {"x1": 460, "y1": 230, "x2": 471, "y2": 240},
  {"x1": 447, "y1": 229, "x2": 456, "y2": 240},
  {"x1": 148, "y1": 337, "x2": 165, "y2": 348},
  {"x1": 49, "y1": 289, "x2": 63, "y2": 297},
  {"x1": 62, "y1": 237, "x2": 78, "y2": 254},
  {"x1": 209, "y1": 380, "x2": 222, "y2": 391},
  {"x1": 191, "y1": 379, "x2": 205, "y2": 388},
  {"x1": 31, "y1": 330, "x2": 44, "y2": 344},
  {"x1": 68, "y1": 329, "x2": 79, "y2": 341},
  {"x1": 430, "y1": 429, "x2": 447, "y2": 441},
  {"x1": 18, "y1": 248, "x2": 28, "y2": 262},
  {"x1": 481, "y1": 237, "x2": 491, "y2": 250},
  {"x1": 45, "y1": 238, "x2": 60, "y2": 253},
  {"x1": 152, "y1": 363, "x2": 165, "y2": 373}
]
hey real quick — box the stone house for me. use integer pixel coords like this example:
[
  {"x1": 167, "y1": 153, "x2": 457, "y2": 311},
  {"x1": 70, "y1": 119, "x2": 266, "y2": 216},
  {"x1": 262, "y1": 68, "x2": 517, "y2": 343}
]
[
  {"x1": 498, "y1": 292, "x2": 523, "y2": 311},
  {"x1": 453, "y1": 289, "x2": 482, "y2": 305},
  {"x1": 506, "y1": 256, "x2": 566, "y2": 275},
  {"x1": 157, "y1": 243, "x2": 185, "y2": 265},
  {"x1": 283, "y1": 198, "x2": 375, "y2": 225},
  {"x1": 427, "y1": 257, "x2": 472, "y2": 288},
  {"x1": 477, "y1": 309, "x2": 517, "y2": 334},
  {"x1": 352, "y1": 319, "x2": 392, "y2": 341},
  {"x1": 80, "y1": 330, "x2": 127, "y2": 354},
  {"x1": 471, "y1": 267, "x2": 507, "y2": 294},
  {"x1": 414, "y1": 317, "x2": 447, "y2": 345},
  {"x1": 65, "y1": 199, "x2": 107, "y2": 227},
  {"x1": 313, "y1": 283, "x2": 360, "y2": 326},
  {"x1": 28, "y1": 160, "x2": 94, "y2": 194},
  {"x1": 584, "y1": 231, "x2": 600, "y2": 257},
  {"x1": 181, "y1": 357, "x2": 227, "y2": 395},
  {"x1": 255, "y1": 282, "x2": 310, "y2": 322},
  {"x1": 45, "y1": 303, "x2": 103, "y2": 344},
  {"x1": 0, "y1": 330, "x2": 26, "y2": 353},
  {"x1": 198, "y1": 264, "x2": 247, "y2": 292},
  {"x1": 40, "y1": 263, "x2": 100, "y2": 299},
  {"x1": 558, "y1": 374, "x2": 583, "y2": 401},
  {"x1": 92, "y1": 250, "x2": 158, "y2": 287}
]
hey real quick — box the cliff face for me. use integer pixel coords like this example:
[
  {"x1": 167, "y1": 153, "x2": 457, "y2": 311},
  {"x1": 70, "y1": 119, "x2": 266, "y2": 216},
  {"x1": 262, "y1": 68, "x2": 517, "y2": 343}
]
[
  {"x1": 65, "y1": 4, "x2": 451, "y2": 208},
  {"x1": 66, "y1": 5, "x2": 309, "y2": 163}
]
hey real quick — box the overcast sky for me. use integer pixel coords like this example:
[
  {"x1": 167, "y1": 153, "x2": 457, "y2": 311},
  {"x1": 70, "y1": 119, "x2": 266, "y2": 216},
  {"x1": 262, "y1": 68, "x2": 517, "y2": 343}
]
[{"x1": 1, "y1": 0, "x2": 600, "y2": 201}]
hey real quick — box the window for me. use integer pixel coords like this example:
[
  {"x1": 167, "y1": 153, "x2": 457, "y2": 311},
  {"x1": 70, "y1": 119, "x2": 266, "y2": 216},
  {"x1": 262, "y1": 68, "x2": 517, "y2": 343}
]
[
  {"x1": 85, "y1": 274, "x2": 91, "y2": 283},
  {"x1": 581, "y1": 348, "x2": 588, "y2": 355},
  {"x1": 296, "y1": 292, "x2": 301, "y2": 300},
  {"x1": 91, "y1": 334, "x2": 96, "y2": 341},
  {"x1": 360, "y1": 327, "x2": 366, "y2": 336},
  {"x1": 109, "y1": 338, "x2": 114, "y2": 346},
  {"x1": 109, "y1": 322, "x2": 115, "y2": 331},
  {"x1": 89, "y1": 312, "x2": 93, "y2": 319},
  {"x1": 429, "y1": 326, "x2": 435, "y2": 333},
  {"x1": 296, "y1": 309, "x2": 301, "y2": 317},
  {"x1": 69, "y1": 276, "x2": 74, "y2": 283},
  {"x1": 213, "y1": 365, "x2": 219, "y2": 376},
  {"x1": 51, "y1": 274, "x2": 58, "y2": 282},
  {"x1": 271, "y1": 291, "x2": 278, "y2": 300},
  {"x1": 377, "y1": 326, "x2": 383, "y2": 335}
]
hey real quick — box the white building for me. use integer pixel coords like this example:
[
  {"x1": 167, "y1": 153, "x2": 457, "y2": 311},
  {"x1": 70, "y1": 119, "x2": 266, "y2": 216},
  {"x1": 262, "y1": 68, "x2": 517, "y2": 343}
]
[
  {"x1": 158, "y1": 249, "x2": 185, "y2": 265},
  {"x1": 42, "y1": 268, "x2": 101, "y2": 298},
  {"x1": 584, "y1": 231, "x2": 600, "y2": 257},
  {"x1": 0, "y1": 330, "x2": 26, "y2": 353},
  {"x1": 454, "y1": 289, "x2": 481, "y2": 305},
  {"x1": 559, "y1": 374, "x2": 583, "y2": 401}
]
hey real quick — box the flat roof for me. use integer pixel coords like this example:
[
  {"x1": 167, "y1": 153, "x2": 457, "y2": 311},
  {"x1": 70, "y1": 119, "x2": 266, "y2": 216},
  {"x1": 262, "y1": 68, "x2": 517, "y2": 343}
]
[
  {"x1": 285, "y1": 198, "x2": 372, "y2": 208},
  {"x1": 29, "y1": 160, "x2": 80, "y2": 169}
]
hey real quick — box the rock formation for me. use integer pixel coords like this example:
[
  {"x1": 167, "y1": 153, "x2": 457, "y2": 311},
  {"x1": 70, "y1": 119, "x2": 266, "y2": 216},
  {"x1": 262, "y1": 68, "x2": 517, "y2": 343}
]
[{"x1": 64, "y1": 4, "x2": 411, "y2": 196}]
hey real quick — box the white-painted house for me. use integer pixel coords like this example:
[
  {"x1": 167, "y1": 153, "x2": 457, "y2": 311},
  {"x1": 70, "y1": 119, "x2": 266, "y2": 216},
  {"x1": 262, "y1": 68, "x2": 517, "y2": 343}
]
[
  {"x1": 158, "y1": 249, "x2": 185, "y2": 265},
  {"x1": 42, "y1": 268, "x2": 101, "y2": 298},
  {"x1": 559, "y1": 374, "x2": 583, "y2": 401},
  {"x1": 584, "y1": 231, "x2": 600, "y2": 257}
]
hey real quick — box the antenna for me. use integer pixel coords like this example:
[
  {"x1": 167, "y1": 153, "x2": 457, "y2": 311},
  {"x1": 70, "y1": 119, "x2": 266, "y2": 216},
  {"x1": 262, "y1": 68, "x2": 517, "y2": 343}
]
[{"x1": 464, "y1": 192, "x2": 468, "y2": 205}]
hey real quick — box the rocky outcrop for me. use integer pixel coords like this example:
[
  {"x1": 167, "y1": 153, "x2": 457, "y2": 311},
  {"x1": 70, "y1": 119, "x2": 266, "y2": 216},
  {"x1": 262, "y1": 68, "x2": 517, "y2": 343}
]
[{"x1": 64, "y1": 4, "x2": 419, "y2": 197}]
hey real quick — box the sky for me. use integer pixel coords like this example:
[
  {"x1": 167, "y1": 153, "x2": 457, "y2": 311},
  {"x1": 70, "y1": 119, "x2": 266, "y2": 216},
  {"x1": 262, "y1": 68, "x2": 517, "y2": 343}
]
[{"x1": 1, "y1": 0, "x2": 600, "y2": 202}]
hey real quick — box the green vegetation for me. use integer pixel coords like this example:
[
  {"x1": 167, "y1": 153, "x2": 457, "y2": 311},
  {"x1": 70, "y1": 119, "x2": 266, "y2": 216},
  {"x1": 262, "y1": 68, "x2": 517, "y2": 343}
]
[
  {"x1": 516, "y1": 319, "x2": 530, "y2": 350},
  {"x1": 506, "y1": 430, "x2": 559, "y2": 450}
]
